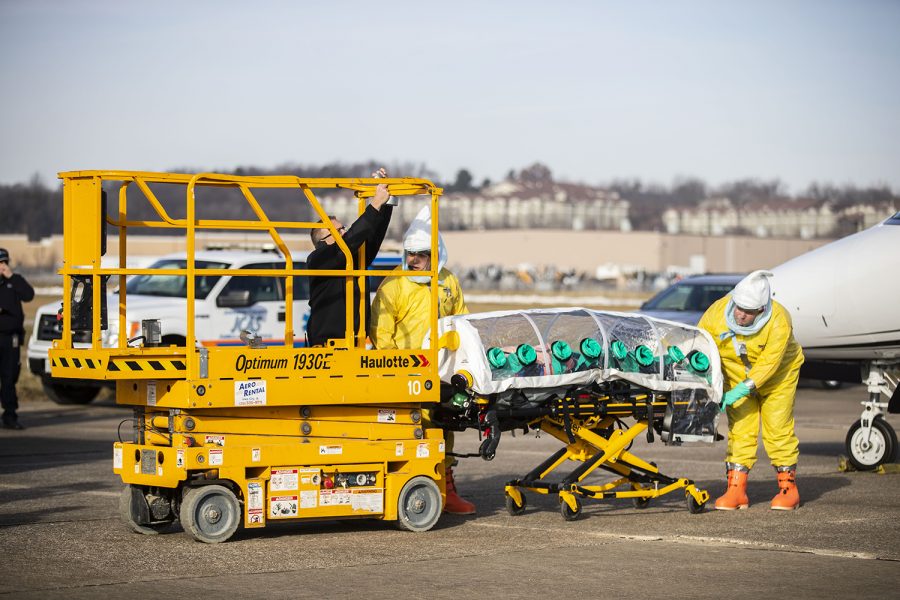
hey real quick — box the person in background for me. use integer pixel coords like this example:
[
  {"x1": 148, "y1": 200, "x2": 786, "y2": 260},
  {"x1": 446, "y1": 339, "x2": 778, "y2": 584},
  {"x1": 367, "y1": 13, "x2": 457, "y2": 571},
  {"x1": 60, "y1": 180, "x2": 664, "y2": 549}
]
[
  {"x1": 698, "y1": 270, "x2": 804, "y2": 511},
  {"x1": 369, "y1": 206, "x2": 473, "y2": 514},
  {"x1": 0, "y1": 248, "x2": 35, "y2": 430},
  {"x1": 306, "y1": 168, "x2": 394, "y2": 347}
]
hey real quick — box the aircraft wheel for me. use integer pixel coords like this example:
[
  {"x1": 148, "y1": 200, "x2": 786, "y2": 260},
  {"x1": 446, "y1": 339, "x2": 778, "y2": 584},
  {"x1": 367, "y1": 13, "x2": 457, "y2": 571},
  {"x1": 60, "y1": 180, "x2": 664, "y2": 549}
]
[
  {"x1": 180, "y1": 485, "x2": 241, "y2": 543},
  {"x1": 119, "y1": 485, "x2": 175, "y2": 535},
  {"x1": 505, "y1": 492, "x2": 527, "y2": 516},
  {"x1": 559, "y1": 495, "x2": 582, "y2": 521},
  {"x1": 396, "y1": 476, "x2": 442, "y2": 532},
  {"x1": 846, "y1": 418, "x2": 898, "y2": 471}
]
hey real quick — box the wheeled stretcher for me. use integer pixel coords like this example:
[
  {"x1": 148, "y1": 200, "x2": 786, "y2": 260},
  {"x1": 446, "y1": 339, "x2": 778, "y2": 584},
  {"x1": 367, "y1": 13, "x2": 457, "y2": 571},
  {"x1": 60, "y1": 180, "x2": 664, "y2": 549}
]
[{"x1": 428, "y1": 308, "x2": 723, "y2": 518}]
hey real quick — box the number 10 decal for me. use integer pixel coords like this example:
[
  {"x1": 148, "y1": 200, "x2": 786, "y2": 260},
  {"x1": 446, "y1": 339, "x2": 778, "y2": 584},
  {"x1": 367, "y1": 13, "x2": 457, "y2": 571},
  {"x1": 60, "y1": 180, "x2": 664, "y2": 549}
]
[{"x1": 407, "y1": 380, "x2": 422, "y2": 395}]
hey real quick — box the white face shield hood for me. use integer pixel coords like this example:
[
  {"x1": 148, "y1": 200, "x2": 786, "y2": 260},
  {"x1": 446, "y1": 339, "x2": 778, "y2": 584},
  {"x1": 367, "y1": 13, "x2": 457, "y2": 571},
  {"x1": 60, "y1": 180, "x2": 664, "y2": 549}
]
[{"x1": 403, "y1": 205, "x2": 448, "y2": 284}]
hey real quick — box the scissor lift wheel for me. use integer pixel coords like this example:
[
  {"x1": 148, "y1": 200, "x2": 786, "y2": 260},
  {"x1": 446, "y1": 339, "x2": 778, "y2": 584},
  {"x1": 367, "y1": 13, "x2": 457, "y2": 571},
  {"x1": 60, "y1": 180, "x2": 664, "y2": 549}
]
[
  {"x1": 396, "y1": 477, "x2": 442, "y2": 532},
  {"x1": 180, "y1": 485, "x2": 241, "y2": 543},
  {"x1": 119, "y1": 484, "x2": 176, "y2": 535}
]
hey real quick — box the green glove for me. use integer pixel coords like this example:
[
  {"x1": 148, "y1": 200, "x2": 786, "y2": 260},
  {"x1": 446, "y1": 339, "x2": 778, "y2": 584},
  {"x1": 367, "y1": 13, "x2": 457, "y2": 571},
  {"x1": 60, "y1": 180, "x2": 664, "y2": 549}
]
[{"x1": 721, "y1": 382, "x2": 751, "y2": 412}]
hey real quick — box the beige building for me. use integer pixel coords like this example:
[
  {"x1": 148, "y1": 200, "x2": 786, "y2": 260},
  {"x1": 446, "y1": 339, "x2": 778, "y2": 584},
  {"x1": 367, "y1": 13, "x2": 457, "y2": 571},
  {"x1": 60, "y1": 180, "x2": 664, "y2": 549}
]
[{"x1": 0, "y1": 229, "x2": 831, "y2": 278}]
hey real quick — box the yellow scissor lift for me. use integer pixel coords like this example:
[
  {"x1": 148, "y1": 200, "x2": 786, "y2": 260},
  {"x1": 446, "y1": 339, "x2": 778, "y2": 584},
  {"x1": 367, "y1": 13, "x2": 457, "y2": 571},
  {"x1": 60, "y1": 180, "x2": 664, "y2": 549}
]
[{"x1": 50, "y1": 170, "x2": 454, "y2": 542}]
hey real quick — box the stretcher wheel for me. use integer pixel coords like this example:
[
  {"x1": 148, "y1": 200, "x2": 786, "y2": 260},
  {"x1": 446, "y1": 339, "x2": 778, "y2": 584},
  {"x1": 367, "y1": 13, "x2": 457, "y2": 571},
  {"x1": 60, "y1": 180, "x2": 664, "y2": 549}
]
[
  {"x1": 685, "y1": 493, "x2": 706, "y2": 514},
  {"x1": 396, "y1": 476, "x2": 442, "y2": 532},
  {"x1": 505, "y1": 492, "x2": 527, "y2": 516},
  {"x1": 180, "y1": 485, "x2": 241, "y2": 543},
  {"x1": 118, "y1": 485, "x2": 174, "y2": 535},
  {"x1": 845, "y1": 417, "x2": 898, "y2": 471},
  {"x1": 632, "y1": 496, "x2": 651, "y2": 510},
  {"x1": 559, "y1": 496, "x2": 582, "y2": 521}
]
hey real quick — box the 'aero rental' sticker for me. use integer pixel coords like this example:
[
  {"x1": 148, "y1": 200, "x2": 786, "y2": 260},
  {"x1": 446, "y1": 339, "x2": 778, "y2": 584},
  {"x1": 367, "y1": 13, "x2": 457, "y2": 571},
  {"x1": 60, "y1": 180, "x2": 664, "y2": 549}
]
[{"x1": 235, "y1": 380, "x2": 267, "y2": 406}]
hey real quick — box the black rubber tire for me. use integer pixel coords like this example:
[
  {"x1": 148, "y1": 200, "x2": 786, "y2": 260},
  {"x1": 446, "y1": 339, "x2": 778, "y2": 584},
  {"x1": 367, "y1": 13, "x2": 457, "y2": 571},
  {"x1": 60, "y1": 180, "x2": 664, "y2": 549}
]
[
  {"x1": 42, "y1": 379, "x2": 100, "y2": 405},
  {"x1": 118, "y1": 485, "x2": 173, "y2": 535},
  {"x1": 845, "y1": 418, "x2": 898, "y2": 471},
  {"x1": 559, "y1": 496, "x2": 582, "y2": 521},
  {"x1": 505, "y1": 492, "x2": 527, "y2": 516},
  {"x1": 632, "y1": 496, "x2": 651, "y2": 510},
  {"x1": 686, "y1": 493, "x2": 706, "y2": 514},
  {"x1": 180, "y1": 485, "x2": 241, "y2": 543},
  {"x1": 821, "y1": 380, "x2": 843, "y2": 390},
  {"x1": 396, "y1": 476, "x2": 442, "y2": 532}
]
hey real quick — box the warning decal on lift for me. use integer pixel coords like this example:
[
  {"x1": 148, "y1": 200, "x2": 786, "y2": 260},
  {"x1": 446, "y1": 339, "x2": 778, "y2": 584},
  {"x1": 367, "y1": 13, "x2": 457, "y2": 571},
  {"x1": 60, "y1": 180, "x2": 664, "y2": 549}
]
[
  {"x1": 209, "y1": 448, "x2": 223, "y2": 466},
  {"x1": 319, "y1": 445, "x2": 342, "y2": 456},
  {"x1": 319, "y1": 489, "x2": 351, "y2": 506},
  {"x1": 270, "y1": 495, "x2": 298, "y2": 517},
  {"x1": 300, "y1": 490, "x2": 317, "y2": 509},
  {"x1": 378, "y1": 409, "x2": 396, "y2": 423},
  {"x1": 416, "y1": 443, "x2": 430, "y2": 458},
  {"x1": 113, "y1": 447, "x2": 122, "y2": 470},
  {"x1": 271, "y1": 468, "x2": 299, "y2": 491},
  {"x1": 247, "y1": 481, "x2": 265, "y2": 525},
  {"x1": 395, "y1": 442, "x2": 404, "y2": 457},
  {"x1": 350, "y1": 490, "x2": 384, "y2": 513}
]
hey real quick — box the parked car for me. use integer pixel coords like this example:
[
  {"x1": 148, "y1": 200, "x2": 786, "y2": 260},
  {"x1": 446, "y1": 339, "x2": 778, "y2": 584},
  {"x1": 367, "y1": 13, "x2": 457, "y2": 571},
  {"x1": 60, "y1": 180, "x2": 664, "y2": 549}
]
[
  {"x1": 636, "y1": 274, "x2": 744, "y2": 325},
  {"x1": 27, "y1": 249, "x2": 402, "y2": 404},
  {"x1": 636, "y1": 273, "x2": 842, "y2": 390}
]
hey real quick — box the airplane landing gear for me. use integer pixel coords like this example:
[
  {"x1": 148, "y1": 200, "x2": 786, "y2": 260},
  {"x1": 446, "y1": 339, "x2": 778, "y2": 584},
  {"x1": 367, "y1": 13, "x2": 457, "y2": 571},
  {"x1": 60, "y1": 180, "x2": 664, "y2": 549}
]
[{"x1": 845, "y1": 362, "x2": 899, "y2": 471}]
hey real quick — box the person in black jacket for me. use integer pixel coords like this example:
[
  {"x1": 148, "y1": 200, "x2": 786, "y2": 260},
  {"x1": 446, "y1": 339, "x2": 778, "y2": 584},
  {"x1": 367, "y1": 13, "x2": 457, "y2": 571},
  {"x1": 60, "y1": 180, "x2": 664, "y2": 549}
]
[
  {"x1": 0, "y1": 248, "x2": 35, "y2": 430},
  {"x1": 305, "y1": 170, "x2": 394, "y2": 347}
]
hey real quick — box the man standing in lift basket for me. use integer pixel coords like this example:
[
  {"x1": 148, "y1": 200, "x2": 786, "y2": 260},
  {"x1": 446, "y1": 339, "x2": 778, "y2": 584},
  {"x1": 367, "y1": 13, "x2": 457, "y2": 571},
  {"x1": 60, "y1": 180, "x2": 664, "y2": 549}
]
[
  {"x1": 0, "y1": 248, "x2": 34, "y2": 430},
  {"x1": 306, "y1": 168, "x2": 394, "y2": 347}
]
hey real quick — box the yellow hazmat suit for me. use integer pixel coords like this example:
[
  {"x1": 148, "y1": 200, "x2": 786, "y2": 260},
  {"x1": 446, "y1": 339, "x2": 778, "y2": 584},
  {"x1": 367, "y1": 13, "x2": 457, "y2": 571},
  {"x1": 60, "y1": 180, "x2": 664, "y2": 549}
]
[
  {"x1": 370, "y1": 266, "x2": 468, "y2": 350},
  {"x1": 698, "y1": 296, "x2": 804, "y2": 469}
]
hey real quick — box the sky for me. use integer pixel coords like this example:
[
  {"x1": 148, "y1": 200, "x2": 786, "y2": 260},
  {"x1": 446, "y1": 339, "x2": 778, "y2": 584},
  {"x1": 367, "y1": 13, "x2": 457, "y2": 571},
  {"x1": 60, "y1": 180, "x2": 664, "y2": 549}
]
[{"x1": 1, "y1": 0, "x2": 899, "y2": 193}]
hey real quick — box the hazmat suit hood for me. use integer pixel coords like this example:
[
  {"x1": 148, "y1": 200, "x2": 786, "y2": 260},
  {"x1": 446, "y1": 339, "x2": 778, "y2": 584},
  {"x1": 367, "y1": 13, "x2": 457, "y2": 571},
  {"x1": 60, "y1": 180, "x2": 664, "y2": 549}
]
[
  {"x1": 724, "y1": 270, "x2": 774, "y2": 336},
  {"x1": 403, "y1": 205, "x2": 448, "y2": 284}
]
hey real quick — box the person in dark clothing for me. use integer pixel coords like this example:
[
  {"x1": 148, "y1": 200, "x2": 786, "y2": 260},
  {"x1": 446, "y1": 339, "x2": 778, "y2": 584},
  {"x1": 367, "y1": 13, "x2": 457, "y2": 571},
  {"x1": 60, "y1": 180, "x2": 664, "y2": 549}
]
[
  {"x1": 0, "y1": 248, "x2": 35, "y2": 430},
  {"x1": 305, "y1": 170, "x2": 394, "y2": 347}
]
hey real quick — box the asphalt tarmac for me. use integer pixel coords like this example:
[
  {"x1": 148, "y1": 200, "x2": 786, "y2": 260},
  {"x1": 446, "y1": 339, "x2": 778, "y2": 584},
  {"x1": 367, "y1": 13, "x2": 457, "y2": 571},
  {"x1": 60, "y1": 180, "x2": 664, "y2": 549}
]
[{"x1": 1, "y1": 382, "x2": 898, "y2": 599}]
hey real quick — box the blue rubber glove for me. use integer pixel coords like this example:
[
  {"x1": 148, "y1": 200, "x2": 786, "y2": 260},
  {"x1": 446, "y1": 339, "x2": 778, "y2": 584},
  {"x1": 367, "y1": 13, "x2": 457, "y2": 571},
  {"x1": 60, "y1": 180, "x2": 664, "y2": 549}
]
[{"x1": 721, "y1": 382, "x2": 751, "y2": 412}]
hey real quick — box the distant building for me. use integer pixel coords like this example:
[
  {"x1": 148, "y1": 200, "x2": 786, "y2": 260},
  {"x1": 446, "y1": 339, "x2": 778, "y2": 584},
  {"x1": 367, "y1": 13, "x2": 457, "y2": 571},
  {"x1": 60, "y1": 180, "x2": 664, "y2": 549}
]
[{"x1": 662, "y1": 198, "x2": 895, "y2": 239}]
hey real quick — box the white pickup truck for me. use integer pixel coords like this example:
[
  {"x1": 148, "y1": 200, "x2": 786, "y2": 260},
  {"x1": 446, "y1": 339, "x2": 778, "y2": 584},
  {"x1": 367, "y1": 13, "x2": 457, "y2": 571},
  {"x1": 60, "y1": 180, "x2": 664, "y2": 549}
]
[{"x1": 27, "y1": 249, "x2": 402, "y2": 404}]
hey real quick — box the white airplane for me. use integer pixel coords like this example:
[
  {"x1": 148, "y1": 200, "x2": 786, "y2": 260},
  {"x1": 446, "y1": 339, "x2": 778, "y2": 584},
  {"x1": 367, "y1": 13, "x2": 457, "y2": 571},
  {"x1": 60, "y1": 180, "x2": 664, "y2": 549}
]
[{"x1": 769, "y1": 211, "x2": 900, "y2": 471}]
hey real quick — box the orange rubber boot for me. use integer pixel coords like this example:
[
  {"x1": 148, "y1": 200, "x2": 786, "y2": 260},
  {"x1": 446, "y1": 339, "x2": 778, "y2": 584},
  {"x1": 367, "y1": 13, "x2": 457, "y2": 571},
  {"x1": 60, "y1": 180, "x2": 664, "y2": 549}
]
[
  {"x1": 771, "y1": 469, "x2": 800, "y2": 510},
  {"x1": 714, "y1": 469, "x2": 750, "y2": 510},
  {"x1": 443, "y1": 468, "x2": 476, "y2": 515}
]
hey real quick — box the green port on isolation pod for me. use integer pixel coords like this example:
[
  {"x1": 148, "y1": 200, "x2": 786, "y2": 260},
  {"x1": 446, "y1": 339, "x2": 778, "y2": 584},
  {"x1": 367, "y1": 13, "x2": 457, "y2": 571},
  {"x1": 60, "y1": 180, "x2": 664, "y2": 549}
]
[
  {"x1": 580, "y1": 338, "x2": 602, "y2": 359},
  {"x1": 634, "y1": 345, "x2": 655, "y2": 367},
  {"x1": 516, "y1": 344, "x2": 537, "y2": 365},
  {"x1": 687, "y1": 350, "x2": 710, "y2": 373},
  {"x1": 487, "y1": 347, "x2": 507, "y2": 369},
  {"x1": 666, "y1": 346, "x2": 685, "y2": 364},
  {"x1": 551, "y1": 340, "x2": 572, "y2": 361},
  {"x1": 610, "y1": 340, "x2": 628, "y2": 361}
]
